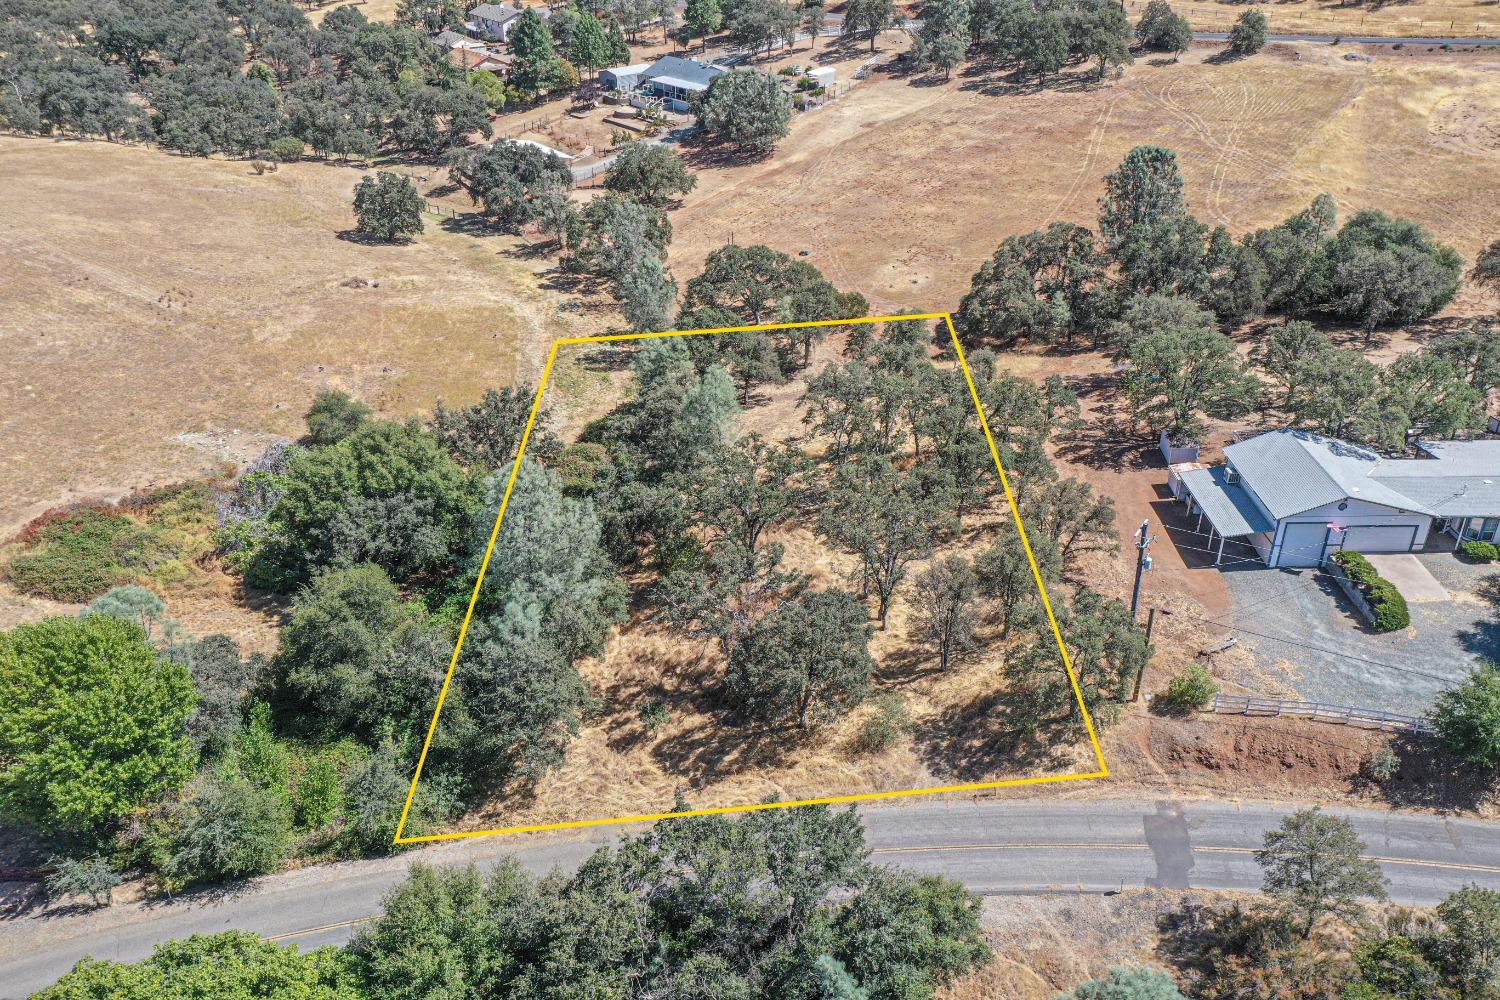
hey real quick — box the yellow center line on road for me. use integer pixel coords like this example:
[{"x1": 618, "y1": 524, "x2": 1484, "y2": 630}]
[
  {"x1": 871, "y1": 843, "x2": 1500, "y2": 875},
  {"x1": 265, "y1": 917, "x2": 372, "y2": 942}
]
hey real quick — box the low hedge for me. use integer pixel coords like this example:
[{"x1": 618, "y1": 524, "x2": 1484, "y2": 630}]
[
  {"x1": 1458, "y1": 540, "x2": 1499, "y2": 563},
  {"x1": 1331, "y1": 550, "x2": 1409, "y2": 632}
]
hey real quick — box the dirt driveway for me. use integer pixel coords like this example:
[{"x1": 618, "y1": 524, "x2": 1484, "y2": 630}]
[{"x1": 1215, "y1": 555, "x2": 1500, "y2": 714}]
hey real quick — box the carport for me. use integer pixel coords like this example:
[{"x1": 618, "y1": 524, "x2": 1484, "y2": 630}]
[{"x1": 1175, "y1": 466, "x2": 1276, "y2": 565}]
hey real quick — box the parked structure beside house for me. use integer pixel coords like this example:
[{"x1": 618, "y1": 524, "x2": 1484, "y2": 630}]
[
  {"x1": 1169, "y1": 428, "x2": 1500, "y2": 566},
  {"x1": 601, "y1": 62, "x2": 653, "y2": 92}
]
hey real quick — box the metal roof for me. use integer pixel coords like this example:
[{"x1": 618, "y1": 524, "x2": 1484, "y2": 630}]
[
  {"x1": 642, "y1": 56, "x2": 725, "y2": 89},
  {"x1": 1180, "y1": 467, "x2": 1277, "y2": 537},
  {"x1": 1224, "y1": 429, "x2": 1500, "y2": 519},
  {"x1": 469, "y1": 4, "x2": 522, "y2": 20}
]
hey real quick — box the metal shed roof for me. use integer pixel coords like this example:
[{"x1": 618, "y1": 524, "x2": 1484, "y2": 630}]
[{"x1": 1179, "y1": 466, "x2": 1277, "y2": 538}]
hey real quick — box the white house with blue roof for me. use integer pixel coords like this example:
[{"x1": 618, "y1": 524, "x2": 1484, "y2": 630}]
[{"x1": 1172, "y1": 428, "x2": 1500, "y2": 567}]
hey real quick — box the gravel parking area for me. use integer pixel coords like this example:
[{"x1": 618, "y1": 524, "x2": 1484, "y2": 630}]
[{"x1": 1216, "y1": 554, "x2": 1500, "y2": 715}]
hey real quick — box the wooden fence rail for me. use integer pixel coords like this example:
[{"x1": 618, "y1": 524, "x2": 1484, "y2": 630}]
[{"x1": 1210, "y1": 693, "x2": 1436, "y2": 734}]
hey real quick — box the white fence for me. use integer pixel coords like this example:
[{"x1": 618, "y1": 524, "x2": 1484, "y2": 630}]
[{"x1": 1210, "y1": 693, "x2": 1435, "y2": 735}]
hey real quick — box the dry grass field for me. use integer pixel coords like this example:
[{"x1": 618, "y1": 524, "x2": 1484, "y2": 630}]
[
  {"x1": 1139, "y1": 0, "x2": 1500, "y2": 36},
  {"x1": 669, "y1": 42, "x2": 1500, "y2": 316},
  {"x1": 0, "y1": 137, "x2": 606, "y2": 535}
]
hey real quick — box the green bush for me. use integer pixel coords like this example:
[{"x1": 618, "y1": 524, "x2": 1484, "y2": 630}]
[
  {"x1": 1458, "y1": 540, "x2": 1499, "y2": 563},
  {"x1": 856, "y1": 692, "x2": 912, "y2": 754},
  {"x1": 1369, "y1": 581, "x2": 1410, "y2": 632},
  {"x1": 5, "y1": 510, "x2": 147, "y2": 601},
  {"x1": 268, "y1": 136, "x2": 304, "y2": 162},
  {"x1": 1333, "y1": 550, "x2": 1409, "y2": 632},
  {"x1": 1161, "y1": 663, "x2": 1218, "y2": 712}
]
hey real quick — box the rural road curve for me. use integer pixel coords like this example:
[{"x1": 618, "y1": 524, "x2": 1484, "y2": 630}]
[{"x1": 3, "y1": 798, "x2": 1499, "y2": 996}]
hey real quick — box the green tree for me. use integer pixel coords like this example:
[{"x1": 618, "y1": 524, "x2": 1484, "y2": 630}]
[
  {"x1": 1057, "y1": 966, "x2": 1187, "y2": 1000},
  {"x1": 570, "y1": 12, "x2": 612, "y2": 81},
  {"x1": 1256, "y1": 807, "x2": 1389, "y2": 937},
  {"x1": 1325, "y1": 210, "x2": 1465, "y2": 342},
  {"x1": 448, "y1": 140, "x2": 575, "y2": 230},
  {"x1": 163, "y1": 774, "x2": 294, "y2": 884},
  {"x1": 1099, "y1": 145, "x2": 1186, "y2": 252},
  {"x1": 1431, "y1": 662, "x2": 1500, "y2": 767},
  {"x1": 509, "y1": 7, "x2": 568, "y2": 95},
  {"x1": 1284, "y1": 347, "x2": 1379, "y2": 439},
  {"x1": 684, "y1": 0, "x2": 725, "y2": 48},
  {"x1": 430, "y1": 384, "x2": 558, "y2": 471},
  {"x1": 604, "y1": 141, "x2": 698, "y2": 206},
  {"x1": 911, "y1": 555, "x2": 979, "y2": 672},
  {"x1": 32, "y1": 932, "x2": 361, "y2": 1000},
  {"x1": 1228, "y1": 9, "x2": 1267, "y2": 54},
  {"x1": 1433, "y1": 885, "x2": 1500, "y2": 999},
  {"x1": 45, "y1": 856, "x2": 122, "y2": 908},
  {"x1": 1016, "y1": 10, "x2": 1069, "y2": 84},
  {"x1": 1255, "y1": 320, "x2": 1331, "y2": 410},
  {"x1": 692, "y1": 70, "x2": 793, "y2": 155},
  {"x1": 823, "y1": 456, "x2": 932, "y2": 630},
  {"x1": 304, "y1": 389, "x2": 372, "y2": 446},
  {"x1": 1073, "y1": 0, "x2": 1134, "y2": 79},
  {"x1": 396, "y1": 0, "x2": 465, "y2": 31},
  {"x1": 1120, "y1": 316, "x2": 1262, "y2": 442},
  {"x1": 976, "y1": 529, "x2": 1062, "y2": 637},
  {"x1": 0, "y1": 616, "x2": 196, "y2": 834},
  {"x1": 254, "y1": 419, "x2": 474, "y2": 587},
  {"x1": 843, "y1": 0, "x2": 897, "y2": 50},
  {"x1": 956, "y1": 223, "x2": 1110, "y2": 347},
  {"x1": 802, "y1": 0, "x2": 828, "y2": 48},
  {"x1": 729, "y1": 589, "x2": 874, "y2": 729},
  {"x1": 276, "y1": 563, "x2": 430, "y2": 738},
  {"x1": 688, "y1": 433, "x2": 814, "y2": 557},
  {"x1": 833, "y1": 868, "x2": 992, "y2": 997},
  {"x1": 1135, "y1": 0, "x2": 1191, "y2": 56},
  {"x1": 1021, "y1": 476, "x2": 1117, "y2": 568},
  {"x1": 606, "y1": 17, "x2": 631, "y2": 62},
  {"x1": 353, "y1": 171, "x2": 425, "y2": 243}
]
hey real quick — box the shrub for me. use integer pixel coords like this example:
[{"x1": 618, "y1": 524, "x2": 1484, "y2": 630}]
[
  {"x1": 1459, "y1": 540, "x2": 1499, "y2": 563},
  {"x1": 5, "y1": 509, "x2": 147, "y2": 601},
  {"x1": 163, "y1": 775, "x2": 294, "y2": 885},
  {"x1": 1332, "y1": 550, "x2": 1409, "y2": 632},
  {"x1": 856, "y1": 691, "x2": 912, "y2": 754},
  {"x1": 304, "y1": 390, "x2": 372, "y2": 446},
  {"x1": 1162, "y1": 663, "x2": 1218, "y2": 712},
  {"x1": 1365, "y1": 743, "x2": 1400, "y2": 781},
  {"x1": 1430, "y1": 662, "x2": 1500, "y2": 766},
  {"x1": 1228, "y1": 9, "x2": 1267, "y2": 55},
  {"x1": 45, "y1": 856, "x2": 121, "y2": 907},
  {"x1": 638, "y1": 697, "x2": 670, "y2": 734},
  {"x1": 1369, "y1": 581, "x2": 1410, "y2": 632},
  {"x1": 268, "y1": 136, "x2": 304, "y2": 162}
]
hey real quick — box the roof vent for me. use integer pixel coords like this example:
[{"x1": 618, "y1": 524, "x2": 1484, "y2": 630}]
[{"x1": 1224, "y1": 467, "x2": 1238, "y2": 484}]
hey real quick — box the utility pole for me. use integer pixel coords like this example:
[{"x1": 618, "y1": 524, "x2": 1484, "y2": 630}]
[{"x1": 1130, "y1": 519, "x2": 1153, "y2": 623}]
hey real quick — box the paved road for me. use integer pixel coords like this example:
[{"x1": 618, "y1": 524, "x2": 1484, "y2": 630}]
[{"x1": 4, "y1": 798, "x2": 1500, "y2": 996}]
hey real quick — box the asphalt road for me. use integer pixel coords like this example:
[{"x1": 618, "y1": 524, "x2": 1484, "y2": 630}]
[{"x1": 4, "y1": 798, "x2": 1500, "y2": 996}]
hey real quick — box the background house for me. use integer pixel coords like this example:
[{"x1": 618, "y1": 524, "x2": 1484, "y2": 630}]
[
  {"x1": 1170, "y1": 428, "x2": 1500, "y2": 566},
  {"x1": 468, "y1": 3, "x2": 549, "y2": 41}
]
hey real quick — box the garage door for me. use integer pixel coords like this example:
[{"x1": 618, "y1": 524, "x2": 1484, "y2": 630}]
[
  {"x1": 1276, "y1": 523, "x2": 1329, "y2": 567},
  {"x1": 1340, "y1": 524, "x2": 1419, "y2": 554}
]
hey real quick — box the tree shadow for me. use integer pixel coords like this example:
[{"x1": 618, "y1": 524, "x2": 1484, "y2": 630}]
[
  {"x1": 1365, "y1": 733, "x2": 1495, "y2": 812},
  {"x1": 334, "y1": 229, "x2": 410, "y2": 246},
  {"x1": 914, "y1": 683, "x2": 1079, "y2": 779},
  {"x1": 437, "y1": 213, "x2": 500, "y2": 238},
  {"x1": 1052, "y1": 419, "x2": 1156, "y2": 473},
  {"x1": 682, "y1": 141, "x2": 778, "y2": 169}
]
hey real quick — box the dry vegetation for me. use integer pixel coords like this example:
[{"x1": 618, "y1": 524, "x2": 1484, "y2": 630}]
[
  {"x1": 1139, "y1": 0, "x2": 1500, "y2": 36},
  {"x1": 0, "y1": 137, "x2": 607, "y2": 537},
  {"x1": 453, "y1": 329, "x2": 1103, "y2": 834},
  {"x1": 669, "y1": 41, "x2": 1500, "y2": 313}
]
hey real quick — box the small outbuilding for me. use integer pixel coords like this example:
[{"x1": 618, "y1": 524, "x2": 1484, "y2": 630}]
[{"x1": 601, "y1": 62, "x2": 653, "y2": 92}]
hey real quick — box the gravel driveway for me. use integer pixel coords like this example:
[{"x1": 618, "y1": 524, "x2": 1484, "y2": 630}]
[{"x1": 1216, "y1": 554, "x2": 1500, "y2": 715}]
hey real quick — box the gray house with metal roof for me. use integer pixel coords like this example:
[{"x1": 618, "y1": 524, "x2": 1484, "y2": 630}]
[{"x1": 1172, "y1": 428, "x2": 1500, "y2": 567}]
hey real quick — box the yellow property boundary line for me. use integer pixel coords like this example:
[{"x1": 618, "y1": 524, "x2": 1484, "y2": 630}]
[{"x1": 393, "y1": 312, "x2": 1110, "y2": 844}]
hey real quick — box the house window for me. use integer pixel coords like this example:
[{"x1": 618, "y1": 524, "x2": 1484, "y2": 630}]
[{"x1": 1483, "y1": 517, "x2": 1500, "y2": 541}]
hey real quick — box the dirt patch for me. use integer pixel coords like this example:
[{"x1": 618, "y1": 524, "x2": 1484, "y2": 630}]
[{"x1": 1087, "y1": 709, "x2": 1500, "y2": 817}]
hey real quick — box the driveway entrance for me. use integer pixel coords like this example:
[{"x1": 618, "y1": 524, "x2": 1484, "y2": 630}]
[{"x1": 1365, "y1": 554, "x2": 1449, "y2": 603}]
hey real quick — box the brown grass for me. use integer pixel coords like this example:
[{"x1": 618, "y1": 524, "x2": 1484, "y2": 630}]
[
  {"x1": 668, "y1": 43, "x2": 1500, "y2": 316},
  {"x1": 1136, "y1": 0, "x2": 1500, "y2": 37},
  {"x1": 0, "y1": 137, "x2": 607, "y2": 535}
]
